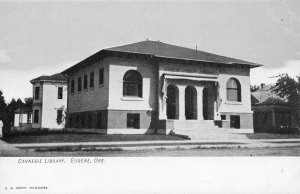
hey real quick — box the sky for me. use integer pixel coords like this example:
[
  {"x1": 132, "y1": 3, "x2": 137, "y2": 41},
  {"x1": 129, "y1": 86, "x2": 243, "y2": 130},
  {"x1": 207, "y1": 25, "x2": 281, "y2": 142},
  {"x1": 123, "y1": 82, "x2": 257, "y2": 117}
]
[{"x1": 0, "y1": 0, "x2": 299, "y2": 102}]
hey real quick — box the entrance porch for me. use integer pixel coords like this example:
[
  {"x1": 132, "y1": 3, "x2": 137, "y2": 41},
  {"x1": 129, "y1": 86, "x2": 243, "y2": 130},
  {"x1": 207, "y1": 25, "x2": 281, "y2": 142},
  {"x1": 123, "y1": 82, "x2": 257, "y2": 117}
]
[{"x1": 157, "y1": 74, "x2": 246, "y2": 139}]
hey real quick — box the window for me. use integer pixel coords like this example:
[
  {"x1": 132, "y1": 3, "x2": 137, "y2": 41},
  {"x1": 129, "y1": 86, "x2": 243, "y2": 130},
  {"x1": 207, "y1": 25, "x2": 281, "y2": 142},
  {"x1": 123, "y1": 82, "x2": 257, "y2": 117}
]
[
  {"x1": 123, "y1": 70, "x2": 143, "y2": 97},
  {"x1": 97, "y1": 112, "x2": 103, "y2": 129},
  {"x1": 34, "y1": 87, "x2": 40, "y2": 100},
  {"x1": 127, "y1": 113, "x2": 140, "y2": 129},
  {"x1": 71, "y1": 80, "x2": 75, "y2": 93},
  {"x1": 57, "y1": 110, "x2": 63, "y2": 124},
  {"x1": 33, "y1": 109, "x2": 39, "y2": 123},
  {"x1": 78, "y1": 77, "x2": 82, "y2": 91},
  {"x1": 226, "y1": 78, "x2": 241, "y2": 102},
  {"x1": 68, "y1": 115, "x2": 73, "y2": 128},
  {"x1": 58, "y1": 87, "x2": 63, "y2": 99},
  {"x1": 99, "y1": 68, "x2": 104, "y2": 85},
  {"x1": 230, "y1": 115, "x2": 240, "y2": 129},
  {"x1": 87, "y1": 113, "x2": 92, "y2": 128},
  {"x1": 75, "y1": 114, "x2": 80, "y2": 128},
  {"x1": 81, "y1": 113, "x2": 85, "y2": 128},
  {"x1": 221, "y1": 115, "x2": 226, "y2": 120},
  {"x1": 27, "y1": 113, "x2": 32, "y2": 123},
  {"x1": 90, "y1": 72, "x2": 94, "y2": 88},
  {"x1": 84, "y1": 74, "x2": 88, "y2": 90}
]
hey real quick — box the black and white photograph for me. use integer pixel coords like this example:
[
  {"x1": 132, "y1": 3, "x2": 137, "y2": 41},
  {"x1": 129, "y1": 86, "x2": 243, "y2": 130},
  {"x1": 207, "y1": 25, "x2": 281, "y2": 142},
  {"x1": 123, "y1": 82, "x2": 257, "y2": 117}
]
[{"x1": 0, "y1": 0, "x2": 300, "y2": 193}]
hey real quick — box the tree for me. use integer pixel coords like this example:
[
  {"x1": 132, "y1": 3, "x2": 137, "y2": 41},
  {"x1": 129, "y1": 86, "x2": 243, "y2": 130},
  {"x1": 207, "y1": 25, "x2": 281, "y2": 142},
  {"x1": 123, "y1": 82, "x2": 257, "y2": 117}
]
[
  {"x1": 0, "y1": 90, "x2": 9, "y2": 135},
  {"x1": 24, "y1": 98, "x2": 33, "y2": 109},
  {"x1": 0, "y1": 90, "x2": 7, "y2": 121},
  {"x1": 250, "y1": 85, "x2": 260, "y2": 92},
  {"x1": 272, "y1": 74, "x2": 300, "y2": 125}
]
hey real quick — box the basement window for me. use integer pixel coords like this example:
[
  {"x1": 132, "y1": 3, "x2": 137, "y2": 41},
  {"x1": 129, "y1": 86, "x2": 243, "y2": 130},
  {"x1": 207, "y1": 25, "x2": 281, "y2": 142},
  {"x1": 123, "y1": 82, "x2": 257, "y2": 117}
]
[{"x1": 127, "y1": 113, "x2": 140, "y2": 129}]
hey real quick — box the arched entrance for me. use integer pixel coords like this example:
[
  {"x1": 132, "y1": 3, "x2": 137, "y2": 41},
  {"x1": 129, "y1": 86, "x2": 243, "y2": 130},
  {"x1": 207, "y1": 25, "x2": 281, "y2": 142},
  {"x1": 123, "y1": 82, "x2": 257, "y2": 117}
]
[
  {"x1": 185, "y1": 86, "x2": 197, "y2": 120},
  {"x1": 166, "y1": 85, "x2": 179, "y2": 119},
  {"x1": 203, "y1": 87, "x2": 209, "y2": 120}
]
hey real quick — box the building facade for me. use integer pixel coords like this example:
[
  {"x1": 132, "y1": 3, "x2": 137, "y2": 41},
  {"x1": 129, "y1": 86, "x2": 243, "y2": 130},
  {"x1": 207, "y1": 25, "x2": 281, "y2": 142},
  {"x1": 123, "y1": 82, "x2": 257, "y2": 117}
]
[
  {"x1": 63, "y1": 40, "x2": 261, "y2": 138},
  {"x1": 30, "y1": 73, "x2": 68, "y2": 131}
]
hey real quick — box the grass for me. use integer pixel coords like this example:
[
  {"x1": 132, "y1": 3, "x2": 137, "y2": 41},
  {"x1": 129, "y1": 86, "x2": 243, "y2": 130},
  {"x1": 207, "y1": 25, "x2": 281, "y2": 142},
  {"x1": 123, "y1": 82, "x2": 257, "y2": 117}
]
[
  {"x1": 246, "y1": 133, "x2": 300, "y2": 139},
  {"x1": 2, "y1": 133, "x2": 186, "y2": 144},
  {"x1": 35, "y1": 146, "x2": 123, "y2": 152}
]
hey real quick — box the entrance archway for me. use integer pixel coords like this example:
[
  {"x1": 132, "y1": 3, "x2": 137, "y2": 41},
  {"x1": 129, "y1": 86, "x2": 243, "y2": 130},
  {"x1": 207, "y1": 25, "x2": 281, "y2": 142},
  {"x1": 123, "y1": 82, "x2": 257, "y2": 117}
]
[
  {"x1": 185, "y1": 86, "x2": 197, "y2": 120},
  {"x1": 166, "y1": 85, "x2": 179, "y2": 119},
  {"x1": 203, "y1": 87, "x2": 209, "y2": 120}
]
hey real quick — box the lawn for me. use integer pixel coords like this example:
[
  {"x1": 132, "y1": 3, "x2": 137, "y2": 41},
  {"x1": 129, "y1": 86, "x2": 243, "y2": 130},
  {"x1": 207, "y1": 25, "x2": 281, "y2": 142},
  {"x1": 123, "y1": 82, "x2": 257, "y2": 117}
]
[
  {"x1": 2, "y1": 145, "x2": 300, "y2": 157},
  {"x1": 246, "y1": 133, "x2": 300, "y2": 139},
  {"x1": 2, "y1": 133, "x2": 186, "y2": 144}
]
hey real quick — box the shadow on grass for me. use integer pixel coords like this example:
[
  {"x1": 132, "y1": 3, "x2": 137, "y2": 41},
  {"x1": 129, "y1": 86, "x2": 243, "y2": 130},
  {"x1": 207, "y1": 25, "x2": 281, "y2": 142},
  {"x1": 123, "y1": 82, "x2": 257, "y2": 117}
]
[{"x1": 3, "y1": 132, "x2": 186, "y2": 144}]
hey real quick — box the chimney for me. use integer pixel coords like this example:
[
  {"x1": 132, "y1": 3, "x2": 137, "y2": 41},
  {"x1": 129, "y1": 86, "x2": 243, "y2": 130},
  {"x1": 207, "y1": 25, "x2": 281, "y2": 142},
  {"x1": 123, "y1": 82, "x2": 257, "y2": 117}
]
[{"x1": 261, "y1": 83, "x2": 265, "y2": 89}]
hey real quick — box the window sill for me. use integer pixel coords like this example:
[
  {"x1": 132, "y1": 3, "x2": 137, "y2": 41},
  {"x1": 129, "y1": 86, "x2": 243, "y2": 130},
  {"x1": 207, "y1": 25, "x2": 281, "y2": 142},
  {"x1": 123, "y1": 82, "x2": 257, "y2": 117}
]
[
  {"x1": 225, "y1": 101, "x2": 242, "y2": 105},
  {"x1": 121, "y1": 96, "x2": 144, "y2": 101},
  {"x1": 89, "y1": 87, "x2": 94, "y2": 91},
  {"x1": 99, "y1": 84, "x2": 104, "y2": 88}
]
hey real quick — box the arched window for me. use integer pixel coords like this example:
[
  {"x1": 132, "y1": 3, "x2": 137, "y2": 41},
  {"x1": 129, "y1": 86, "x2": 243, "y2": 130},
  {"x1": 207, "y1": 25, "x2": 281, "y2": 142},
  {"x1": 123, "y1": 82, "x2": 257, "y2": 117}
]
[
  {"x1": 123, "y1": 70, "x2": 143, "y2": 97},
  {"x1": 226, "y1": 78, "x2": 241, "y2": 102}
]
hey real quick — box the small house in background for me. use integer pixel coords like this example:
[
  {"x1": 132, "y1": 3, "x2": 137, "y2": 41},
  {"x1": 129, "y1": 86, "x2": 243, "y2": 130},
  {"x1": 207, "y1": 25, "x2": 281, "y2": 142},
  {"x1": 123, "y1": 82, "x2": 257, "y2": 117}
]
[
  {"x1": 251, "y1": 83, "x2": 297, "y2": 133},
  {"x1": 13, "y1": 107, "x2": 32, "y2": 132},
  {"x1": 30, "y1": 73, "x2": 68, "y2": 131}
]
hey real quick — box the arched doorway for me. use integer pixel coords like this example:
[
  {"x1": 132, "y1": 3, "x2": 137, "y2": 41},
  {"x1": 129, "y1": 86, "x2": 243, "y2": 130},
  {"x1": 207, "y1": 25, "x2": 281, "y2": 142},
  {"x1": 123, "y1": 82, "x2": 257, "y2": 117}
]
[
  {"x1": 166, "y1": 85, "x2": 179, "y2": 119},
  {"x1": 203, "y1": 87, "x2": 209, "y2": 120},
  {"x1": 185, "y1": 86, "x2": 197, "y2": 120}
]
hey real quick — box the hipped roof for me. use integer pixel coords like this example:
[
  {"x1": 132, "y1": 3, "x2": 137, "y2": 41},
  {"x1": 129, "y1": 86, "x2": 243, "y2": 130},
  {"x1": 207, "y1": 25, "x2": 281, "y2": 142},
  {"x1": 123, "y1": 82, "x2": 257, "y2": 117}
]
[
  {"x1": 30, "y1": 73, "x2": 67, "y2": 83},
  {"x1": 62, "y1": 40, "x2": 262, "y2": 75}
]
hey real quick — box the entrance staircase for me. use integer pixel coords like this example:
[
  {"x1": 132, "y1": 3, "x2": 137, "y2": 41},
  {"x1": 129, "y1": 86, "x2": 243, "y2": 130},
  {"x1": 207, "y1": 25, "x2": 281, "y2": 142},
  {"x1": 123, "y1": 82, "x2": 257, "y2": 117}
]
[{"x1": 173, "y1": 120, "x2": 248, "y2": 140}]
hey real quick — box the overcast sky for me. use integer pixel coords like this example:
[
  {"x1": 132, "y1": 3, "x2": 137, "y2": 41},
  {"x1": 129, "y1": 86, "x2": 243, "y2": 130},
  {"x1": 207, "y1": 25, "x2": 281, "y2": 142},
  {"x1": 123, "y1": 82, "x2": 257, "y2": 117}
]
[{"x1": 0, "y1": 0, "x2": 299, "y2": 101}]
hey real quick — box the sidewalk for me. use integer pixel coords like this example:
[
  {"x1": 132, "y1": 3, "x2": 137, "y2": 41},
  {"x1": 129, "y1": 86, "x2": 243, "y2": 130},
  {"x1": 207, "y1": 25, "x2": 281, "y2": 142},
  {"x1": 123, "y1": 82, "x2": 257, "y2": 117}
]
[{"x1": 8, "y1": 138, "x2": 300, "y2": 151}]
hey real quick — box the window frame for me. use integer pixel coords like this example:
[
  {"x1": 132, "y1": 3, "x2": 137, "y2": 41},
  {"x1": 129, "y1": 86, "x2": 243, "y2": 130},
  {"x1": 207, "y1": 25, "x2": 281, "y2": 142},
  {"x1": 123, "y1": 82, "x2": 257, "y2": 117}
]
[
  {"x1": 34, "y1": 87, "x2": 40, "y2": 100},
  {"x1": 89, "y1": 71, "x2": 94, "y2": 88},
  {"x1": 58, "y1": 87, "x2": 63, "y2": 99},
  {"x1": 226, "y1": 78, "x2": 241, "y2": 102},
  {"x1": 33, "y1": 109, "x2": 39, "y2": 124},
  {"x1": 78, "y1": 77, "x2": 82, "y2": 92},
  {"x1": 71, "y1": 80, "x2": 75, "y2": 93},
  {"x1": 99, "y1": 68, "x2": 104, "y2": 85},
  {"x1": 123, "y1": 70, "x2": 143, "y2": 98},
  {"x1": 83, "y1": 74, "x2": 88, "y2": 90},
  {"x1": 57, "y1": 109, "x2": 63, "y2": 124},
  {"x1": 127, "y1": 113, "x2": 140, "y2": 129},
  {"x1": 27, "y1": 113, "x2": 32, "y2": 123}
]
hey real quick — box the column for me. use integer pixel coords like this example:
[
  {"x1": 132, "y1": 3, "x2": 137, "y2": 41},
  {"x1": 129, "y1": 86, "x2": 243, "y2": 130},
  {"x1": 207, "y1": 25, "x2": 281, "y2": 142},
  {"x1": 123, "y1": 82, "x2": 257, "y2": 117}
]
[
  {"x1": 158, "y1": 78, "x2": 167, "y2": 120},
  {"x1": 159, "y1": 96, "x2": 167, "y2": 120},
  {"x1": 196, "y1": 86, "x2": 203, "y2": 120},
  {"x1": 178, "y1": 85, "x2": 186, "y2": 120}
]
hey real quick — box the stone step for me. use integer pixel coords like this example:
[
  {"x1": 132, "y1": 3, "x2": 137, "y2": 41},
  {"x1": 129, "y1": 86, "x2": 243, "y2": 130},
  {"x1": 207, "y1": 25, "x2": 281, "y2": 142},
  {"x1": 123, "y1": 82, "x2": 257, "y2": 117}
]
[
  {"x1": 173, "y1": 131, "x2": 248, "y2": 140},
  {"x1": 188, "y1": 134, "x2": 248, "y2": 140},
  {"x1": 170, "y1": 120, "x2": 248, "y2": 140},
  {"x1": 174, "y1": 130, "x2": 230, "y2": 135}
]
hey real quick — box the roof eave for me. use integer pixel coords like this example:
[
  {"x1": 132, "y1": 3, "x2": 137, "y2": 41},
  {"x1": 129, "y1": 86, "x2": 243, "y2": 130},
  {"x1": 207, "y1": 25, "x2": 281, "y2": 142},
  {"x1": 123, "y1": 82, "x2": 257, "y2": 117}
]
[{"x1": 61, "y1": 48, "x2": 263, "y2": 74}]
